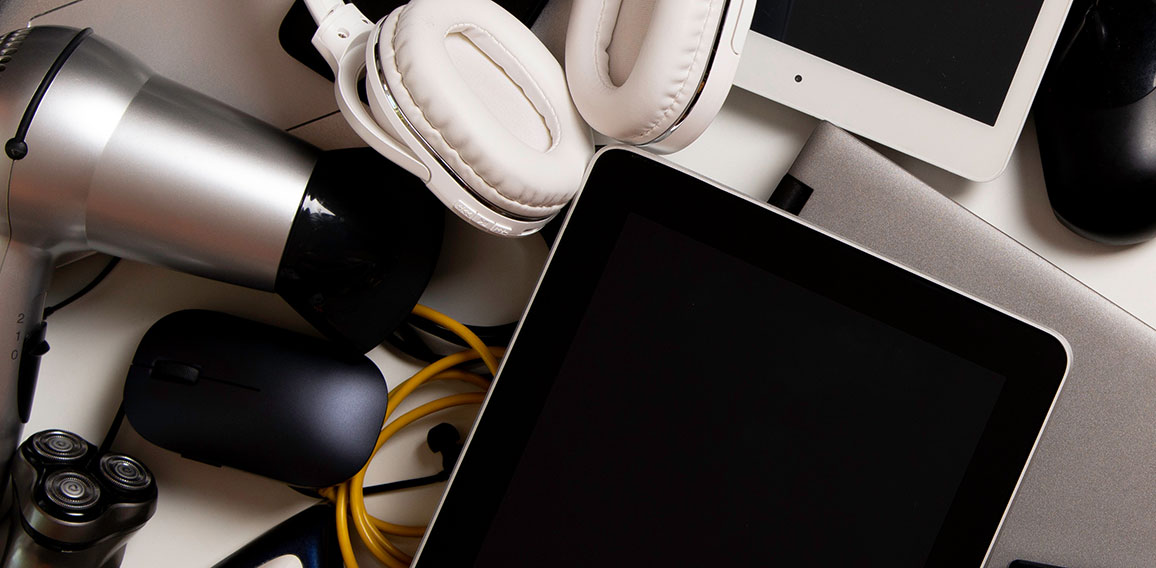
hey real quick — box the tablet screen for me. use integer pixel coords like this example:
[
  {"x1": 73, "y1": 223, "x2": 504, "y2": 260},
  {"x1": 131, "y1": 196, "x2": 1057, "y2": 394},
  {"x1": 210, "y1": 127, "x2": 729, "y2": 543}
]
[
  {"x1": 751, "y1": 0, "x2": 1046, "y2": 125},
  {"x1": 414, "y1": 150, "x2": 1068, "y2": 567},
  {"x1": 477, "y1": 214, "x2": 1006, "y2": 566}
]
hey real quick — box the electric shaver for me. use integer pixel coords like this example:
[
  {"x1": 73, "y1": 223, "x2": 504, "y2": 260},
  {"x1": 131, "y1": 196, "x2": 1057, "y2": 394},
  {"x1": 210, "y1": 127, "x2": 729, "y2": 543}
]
[{"x1": 1, "y1": 430, "x2": 156, "y2": 567}]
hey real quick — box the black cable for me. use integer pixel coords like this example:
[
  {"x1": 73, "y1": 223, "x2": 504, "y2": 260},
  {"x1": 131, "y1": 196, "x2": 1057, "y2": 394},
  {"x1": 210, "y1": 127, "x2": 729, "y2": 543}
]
[
  {"x1": 292, "y1": 423, "x2": 461, "y2": 498},
  {"x1": 404, "y1": 314, "x2": 516, "y2": 349},
  {"x1": 362, "y1": 471, "x2": 449, "y2": 496},
  {"x1": 389, "y1": 315, "x2": 514, "y2": 364},
  {"x1": 98, "y1": 401, "x2": 126, "y2": 454},
  {"x1": 6, "y1": 27, "x2": 93, "y2": 160},
  {"x1": 43, "y1": 257, "x2": 121, "y2": 319},
  {"x1": 289, "y1": 471, "x2": 447, "y2": 500},
  {"x1": 386, "y1": 322, "x2": 445, "y2": 364}
]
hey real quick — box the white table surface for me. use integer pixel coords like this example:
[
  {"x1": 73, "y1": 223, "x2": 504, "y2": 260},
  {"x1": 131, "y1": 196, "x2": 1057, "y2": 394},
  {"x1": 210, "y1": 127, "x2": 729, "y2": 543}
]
[{"x1": 1, "y1": 1, "x2": 1153, "y2": 566}]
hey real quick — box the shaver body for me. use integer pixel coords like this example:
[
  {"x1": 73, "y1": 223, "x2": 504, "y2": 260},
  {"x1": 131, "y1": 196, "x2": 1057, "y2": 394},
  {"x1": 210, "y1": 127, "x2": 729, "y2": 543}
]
[
  {"x1": 0, "y1": 26, "x2": 444, "y2": 492},
  {"x1": 1, "y1": 430, "x2": 157, "y2": 568}
]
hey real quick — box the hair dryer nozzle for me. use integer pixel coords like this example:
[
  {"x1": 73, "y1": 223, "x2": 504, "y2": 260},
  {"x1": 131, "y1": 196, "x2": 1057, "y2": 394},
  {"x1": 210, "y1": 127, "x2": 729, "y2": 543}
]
[{"x1": 276, "y1": 149, "x2": 443, "y2": 353}]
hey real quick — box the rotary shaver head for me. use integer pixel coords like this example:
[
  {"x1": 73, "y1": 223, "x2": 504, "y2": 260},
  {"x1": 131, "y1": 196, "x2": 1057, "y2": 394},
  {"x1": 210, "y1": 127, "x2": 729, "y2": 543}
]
[
  {"x1": 8, "y1": 430, "x2": 156, "y2": 554},
  {"x1": 29, "y1": 430, "x2": 88, "y2": 464}
]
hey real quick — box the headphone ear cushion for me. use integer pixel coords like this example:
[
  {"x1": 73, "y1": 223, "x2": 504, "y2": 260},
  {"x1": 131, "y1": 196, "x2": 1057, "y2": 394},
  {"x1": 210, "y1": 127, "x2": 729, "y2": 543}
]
[
  {"x1": 565, "y1": 0, "x2": 726, "y2": 146},
  {"x1": 379, "y1": 0, "x2": 592, "y2": 220}
]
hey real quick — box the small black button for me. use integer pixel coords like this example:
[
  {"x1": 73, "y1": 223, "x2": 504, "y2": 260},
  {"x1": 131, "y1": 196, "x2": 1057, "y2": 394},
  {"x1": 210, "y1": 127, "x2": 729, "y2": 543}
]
[{"x1": 150, "y1": 360, "x2": 200, "y2": 384}]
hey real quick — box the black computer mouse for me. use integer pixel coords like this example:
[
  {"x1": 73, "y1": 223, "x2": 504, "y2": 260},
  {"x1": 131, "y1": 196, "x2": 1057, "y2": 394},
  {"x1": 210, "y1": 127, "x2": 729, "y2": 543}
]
[
  {"x1": 123, "y1": 310, "x2": 389, "y2": 488},
  {"x1": 1034, "y1": 0, "x2": 1156, "y2": 244}
]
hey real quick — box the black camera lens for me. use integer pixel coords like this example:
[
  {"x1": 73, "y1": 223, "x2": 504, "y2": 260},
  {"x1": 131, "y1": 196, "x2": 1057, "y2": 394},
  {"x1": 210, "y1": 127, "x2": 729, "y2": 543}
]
[
  {"x1": 98, "y1": 454, "x2": 152, "y2": 492},
  {"x1": 30, "y1": 430, "x2": 88, "y2": 463},
  {"x1": 43, "y1": 470, "x2": 101, "y2": 512}
]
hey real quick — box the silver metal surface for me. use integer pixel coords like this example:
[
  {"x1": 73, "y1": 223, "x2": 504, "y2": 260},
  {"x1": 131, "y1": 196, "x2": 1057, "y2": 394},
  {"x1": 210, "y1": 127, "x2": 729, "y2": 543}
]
[
  {"x1": 792, "y1": 122, "x2": 1156, "y2": 567},
  {"x1": 0, "y1": 240, "x2": 50, "y2": 489},
  {"x1": 6, "y1": 27, "x2": 315, "y2": 289},
  {"x1": 81, "y1": 74, "x2": 315, "y2": 289}
]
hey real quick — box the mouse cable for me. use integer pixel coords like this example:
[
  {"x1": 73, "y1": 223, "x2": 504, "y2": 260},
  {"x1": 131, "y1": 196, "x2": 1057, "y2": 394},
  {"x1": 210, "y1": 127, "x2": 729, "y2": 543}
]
[
  {"x1": 98, "y1": 400, "x2": 126, "y2": 455},
  {"x1": 43, "y1": 256, "x2": 121, "y2": 319},
  {"x1": 319, "y1": 304, "x2": 502, "y2": 568},
  {"x1": 292, "y1": 441, "x2": 454, "y2": 500},
  {"x1": 360, "y1": 470, "x2": 447, "y2": 496}
]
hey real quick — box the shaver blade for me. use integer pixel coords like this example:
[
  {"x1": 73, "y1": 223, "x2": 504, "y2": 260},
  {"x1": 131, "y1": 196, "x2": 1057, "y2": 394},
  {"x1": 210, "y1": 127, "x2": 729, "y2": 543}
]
[
  {"x1": 30, "y1": 430, "x2": 89, "y2": 463},
  {"x1": 42, "y1": 470, "x2": 101, "y2": 512},
  {"x1": 98, "y1": 454, "x2": 153, "y2": 492}
]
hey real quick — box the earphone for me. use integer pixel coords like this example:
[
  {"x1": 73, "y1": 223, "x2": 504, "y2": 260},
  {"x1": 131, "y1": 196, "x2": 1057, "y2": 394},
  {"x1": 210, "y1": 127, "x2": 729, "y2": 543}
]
[{"x1": 306, "y1": 0, "x2": 755, "y2": 237}]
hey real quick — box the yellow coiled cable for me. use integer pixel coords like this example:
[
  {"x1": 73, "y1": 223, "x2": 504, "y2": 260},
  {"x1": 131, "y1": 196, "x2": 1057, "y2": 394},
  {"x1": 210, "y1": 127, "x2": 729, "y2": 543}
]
[{"x1": 321, "y1": 304, "x2": 502, "y2": 568}]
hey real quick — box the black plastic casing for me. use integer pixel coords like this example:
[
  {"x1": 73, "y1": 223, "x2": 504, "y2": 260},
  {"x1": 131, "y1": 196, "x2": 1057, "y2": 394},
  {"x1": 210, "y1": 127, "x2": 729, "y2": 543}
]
[
  {"x1": 276, "y1": 148, "x2": 444, "y2": 353},
  {"x1": 1034, "y1": 1, "x2": 1156, "y2": 244},
  {"x1": 123, "y1": 310, "x2": 389, "y2": 488},
  {"x1": 211, "y1": 504, "x2": 341, "y2": 568}
]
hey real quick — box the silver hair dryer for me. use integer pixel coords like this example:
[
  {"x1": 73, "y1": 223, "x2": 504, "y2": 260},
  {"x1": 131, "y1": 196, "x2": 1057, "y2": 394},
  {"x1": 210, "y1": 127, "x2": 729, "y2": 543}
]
[{"x1": 0, "y1": 27, "x2": 444, "y2": 486}]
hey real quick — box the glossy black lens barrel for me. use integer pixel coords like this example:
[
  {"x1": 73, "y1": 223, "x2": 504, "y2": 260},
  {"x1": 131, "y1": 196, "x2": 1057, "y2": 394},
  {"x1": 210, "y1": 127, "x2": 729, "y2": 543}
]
[{"x1": 275, "y1": 148, "x2": 444, "y2": 353}]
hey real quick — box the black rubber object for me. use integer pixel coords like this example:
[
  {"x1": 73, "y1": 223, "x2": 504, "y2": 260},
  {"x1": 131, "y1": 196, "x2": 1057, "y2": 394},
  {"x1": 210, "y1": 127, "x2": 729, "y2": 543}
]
[
  {"x1": 123, "y1": 310, "x2": 389, "y2": 489},
  {"x1": 768, "y1": 174, "x2": 815, "y2": 215},
  {"x1": 275, "y1": 148, "x2": 444, "y2": 353},
  {"x1": 1034, "y1": 0, "x2": 1156, "y2": 245},
  {"x1": 212, "y1": 504, "x2": 342, "y2": 568},
  {"x1": 16, "y1": 322, "x2": 49, "y2": 423}
]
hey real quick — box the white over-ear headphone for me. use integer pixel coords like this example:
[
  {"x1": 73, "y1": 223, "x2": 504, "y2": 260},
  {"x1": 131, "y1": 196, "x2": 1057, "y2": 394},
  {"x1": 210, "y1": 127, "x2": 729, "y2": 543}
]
[
  {"x1": 305, "y1": 0, "x2": 754, "y2": 237},
  {"x1": 567, "y1": 0, "x2": 755, "y2": 152}
]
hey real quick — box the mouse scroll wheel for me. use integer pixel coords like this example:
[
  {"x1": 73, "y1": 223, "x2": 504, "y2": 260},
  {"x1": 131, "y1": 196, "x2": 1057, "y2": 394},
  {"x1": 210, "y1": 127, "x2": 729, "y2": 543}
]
[{"x1": 150, "y1": 360, "x2": 201, "y2": 384}]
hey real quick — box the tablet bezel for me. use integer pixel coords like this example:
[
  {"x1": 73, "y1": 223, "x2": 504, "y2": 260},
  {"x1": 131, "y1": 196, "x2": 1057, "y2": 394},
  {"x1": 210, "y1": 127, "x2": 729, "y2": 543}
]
[
  {"x1": 412, "y1": 147, "x2": 1071, "y2": 567},
  {"x1": 734, "y1": 0, "x2": 1073, "y2": 181}
]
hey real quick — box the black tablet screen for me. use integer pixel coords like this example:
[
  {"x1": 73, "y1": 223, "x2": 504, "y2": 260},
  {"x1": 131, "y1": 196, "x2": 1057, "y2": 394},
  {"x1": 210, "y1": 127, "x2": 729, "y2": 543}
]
[
  {"x1": 414, "y1": 150, "x2": 1068, "y2": 567},
  {"x1": 751, "y1": 0, "x2": 1046, "y2": 125},
  {"x1": 477, "y1": 214, "x2": 1005, "y2": 566}
]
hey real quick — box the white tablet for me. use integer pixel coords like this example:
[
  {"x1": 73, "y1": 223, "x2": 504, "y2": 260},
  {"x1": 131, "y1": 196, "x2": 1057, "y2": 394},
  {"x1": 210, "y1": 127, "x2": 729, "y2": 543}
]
[{"x1": 736, "y1": 0, "x2": 1073, "y2": 181}]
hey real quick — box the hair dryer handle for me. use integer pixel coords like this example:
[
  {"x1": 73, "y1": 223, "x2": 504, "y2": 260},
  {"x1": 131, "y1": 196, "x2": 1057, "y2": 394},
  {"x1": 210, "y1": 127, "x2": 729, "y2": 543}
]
[{"x1": 0, "y1": 237, "x2": 53, "y2": 478}]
